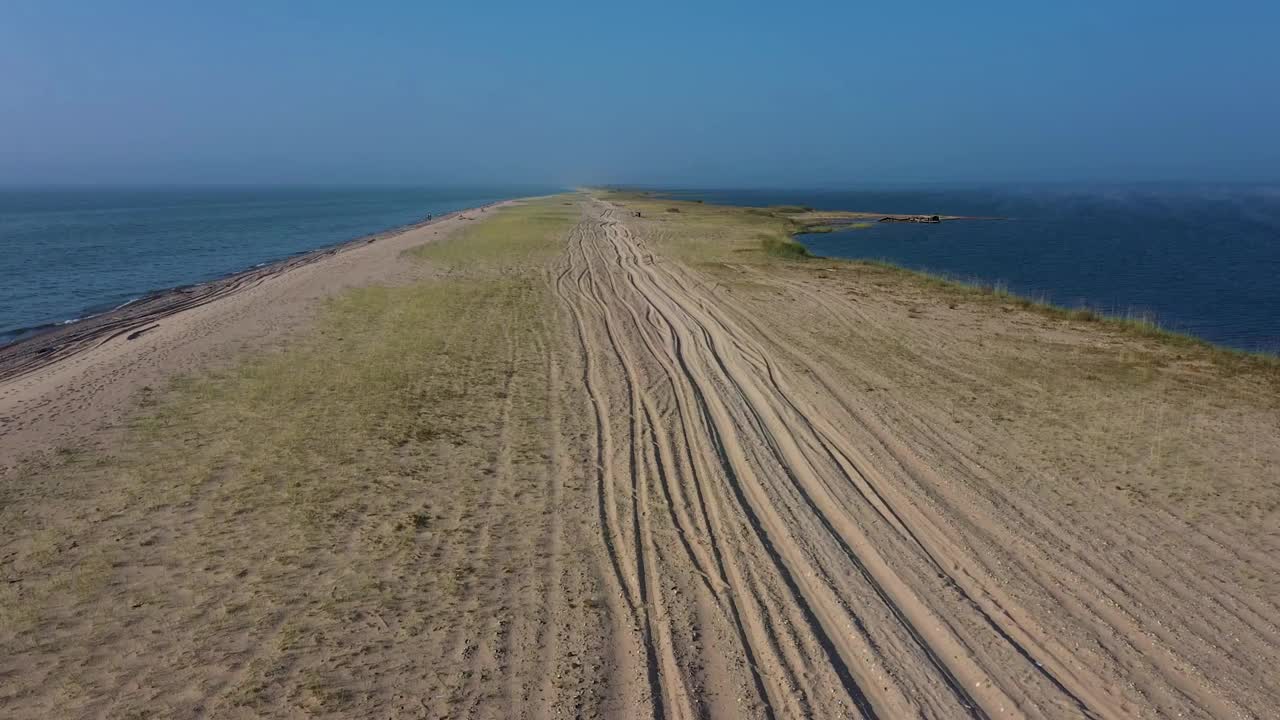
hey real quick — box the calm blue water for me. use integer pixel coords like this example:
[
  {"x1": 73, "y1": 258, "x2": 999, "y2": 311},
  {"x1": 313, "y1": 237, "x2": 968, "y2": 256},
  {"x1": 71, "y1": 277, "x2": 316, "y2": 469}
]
[
  {"x1": 0, "y1": 187, "x2": 547, "y2": 344},
  {"x1": 666, "y1": 187, "x2": 1280, "y2": 353}
]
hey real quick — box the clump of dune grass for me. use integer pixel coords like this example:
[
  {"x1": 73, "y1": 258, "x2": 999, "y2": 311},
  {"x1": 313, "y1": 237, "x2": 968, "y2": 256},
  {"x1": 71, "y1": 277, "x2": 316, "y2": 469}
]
[{"x1": 761, "y1": 236, "x2": 813, "y2": 259}]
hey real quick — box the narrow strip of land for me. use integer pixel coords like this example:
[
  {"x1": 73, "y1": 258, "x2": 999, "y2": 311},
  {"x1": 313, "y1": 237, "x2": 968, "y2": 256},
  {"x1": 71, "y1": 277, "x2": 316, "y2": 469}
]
[{"x1": 2, "y1": 194, "x2": 1277, "y2": 719}]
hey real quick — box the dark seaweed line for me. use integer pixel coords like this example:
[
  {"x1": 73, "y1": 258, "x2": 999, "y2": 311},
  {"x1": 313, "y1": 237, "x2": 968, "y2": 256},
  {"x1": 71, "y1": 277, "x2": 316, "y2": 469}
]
[{"x1": 0, "y1": 206, "x2": 490, "y2": 384}]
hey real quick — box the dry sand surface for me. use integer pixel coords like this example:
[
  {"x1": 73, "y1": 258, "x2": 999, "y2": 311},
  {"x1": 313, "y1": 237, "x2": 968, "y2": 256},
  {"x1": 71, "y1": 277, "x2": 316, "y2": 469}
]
[{"x1": 2, "y1": 194, "x2": 1278, "y2": 719}]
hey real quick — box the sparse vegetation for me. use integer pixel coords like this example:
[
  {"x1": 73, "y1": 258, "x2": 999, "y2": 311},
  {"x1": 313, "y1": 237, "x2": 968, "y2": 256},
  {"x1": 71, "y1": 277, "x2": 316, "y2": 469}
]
[
  {"x1": 595, "y1": 188, "x2": 1277, "y2": 377},
  {"x1": 4, "y1": 189, "x2": 1278, "y2": 718},
  {"x1": 1, "y1": 197, "x2": 579, "y2": 714},
  {"x1": 850, "y1": 258, "x2": 1280, "y2": 374},
  {"x1": 412, "y1": 197, "x2": 578, "y2": 270}
]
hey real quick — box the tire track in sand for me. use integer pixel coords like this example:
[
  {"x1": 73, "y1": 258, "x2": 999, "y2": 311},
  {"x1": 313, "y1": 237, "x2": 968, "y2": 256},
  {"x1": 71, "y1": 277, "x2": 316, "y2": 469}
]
[
  {"x1": 560, "y1": 211, "x2": 886, "y2": 717},
  {"x1": 554, "y1": 198, "x2": 1119, "y2": 718}
]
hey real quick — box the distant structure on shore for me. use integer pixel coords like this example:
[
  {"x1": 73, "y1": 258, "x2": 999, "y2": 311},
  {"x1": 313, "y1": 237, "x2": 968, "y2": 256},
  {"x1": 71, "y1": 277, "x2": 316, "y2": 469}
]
[{"x1": 879, "y1": 215, "x2": 942, "y2": 224}]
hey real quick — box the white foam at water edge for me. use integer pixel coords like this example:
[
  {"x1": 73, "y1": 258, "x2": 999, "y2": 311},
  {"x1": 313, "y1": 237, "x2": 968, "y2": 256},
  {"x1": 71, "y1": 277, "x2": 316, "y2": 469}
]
[{"x1": 50, "y1": 296, "x2": 139, "y2": 330}]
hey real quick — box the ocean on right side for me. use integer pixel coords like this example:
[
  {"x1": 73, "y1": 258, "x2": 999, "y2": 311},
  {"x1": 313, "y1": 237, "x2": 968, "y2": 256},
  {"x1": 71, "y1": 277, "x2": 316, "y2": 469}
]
[{"x1": 668, "y1": 185, "x2": 1280, "y2": 353}]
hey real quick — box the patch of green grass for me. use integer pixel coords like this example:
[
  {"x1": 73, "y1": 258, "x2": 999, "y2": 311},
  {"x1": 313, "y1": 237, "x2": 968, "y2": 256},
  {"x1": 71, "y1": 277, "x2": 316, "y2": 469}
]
[
  {"x1": 128, "y1": 274, "x2": 553, "y2": 535},
  {"x1": 1, "y1": 195, "x2": 579, "y2": 643},
  {"x1": 761, "y1": 236, "x2": 813, "y2": 258},
  {"x1": 795, "y1": 221, "x2": 875, "y2": 234},
  {"x1": 138, "y1": 196, "x2": 578, "y2": 531},
  {"x1": 411, "y1": 196, "x2": 580, "y2": 272}
]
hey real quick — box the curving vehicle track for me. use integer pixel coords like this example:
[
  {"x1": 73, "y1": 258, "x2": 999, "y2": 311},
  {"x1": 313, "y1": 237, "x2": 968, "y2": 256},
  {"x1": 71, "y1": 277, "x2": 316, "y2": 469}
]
[
  {"x1": 3, "y1": 196, "x2": 1276, "y2": 719},
  {"x1": 546, "y1": 199, "x2": 1278, "y2": 719}
]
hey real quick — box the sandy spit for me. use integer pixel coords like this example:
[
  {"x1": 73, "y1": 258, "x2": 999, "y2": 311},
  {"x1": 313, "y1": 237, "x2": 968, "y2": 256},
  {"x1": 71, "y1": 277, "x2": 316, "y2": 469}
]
[{"x1": 3, "y1": 194, "x2": 1278, "y2": 719}]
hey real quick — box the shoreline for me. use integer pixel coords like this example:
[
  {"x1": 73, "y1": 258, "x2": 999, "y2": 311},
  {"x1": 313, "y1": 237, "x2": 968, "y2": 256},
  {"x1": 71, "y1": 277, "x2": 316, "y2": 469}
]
[
  {"x1": 0, "y1": 198, "x2": 513, "y2": 469},
  {"x1": 776, "y1": 225, "x2": 1280, "y2": 361},
  {"x1": 3, "y1": 192, "x2": 1278, "y2": 717},
  {"x1": 612, "y1": 187, "x2": 1005, "y2": 223},
  {"x1": 0, "y1": 202, "x2": 499, "y2": 384},
  {"x1": 615, "y1": 190, "x2": 1279, "y2": 358}
]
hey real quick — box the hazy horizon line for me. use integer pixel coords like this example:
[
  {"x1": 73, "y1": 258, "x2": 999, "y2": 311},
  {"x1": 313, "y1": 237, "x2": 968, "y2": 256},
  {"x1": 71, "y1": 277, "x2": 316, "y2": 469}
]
[{"x1": 3, "y1": 179, "x2": 1279, "y2": 193}]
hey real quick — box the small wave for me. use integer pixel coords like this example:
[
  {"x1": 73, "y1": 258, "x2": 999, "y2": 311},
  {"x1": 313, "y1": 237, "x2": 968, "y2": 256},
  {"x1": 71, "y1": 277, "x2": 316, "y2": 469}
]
[
  {"x1": 1, "y1": 320, "x2": 70, "y2": 347},
  {"x1": 1, "y1": 299, "x2": 137, "y2": 348}
]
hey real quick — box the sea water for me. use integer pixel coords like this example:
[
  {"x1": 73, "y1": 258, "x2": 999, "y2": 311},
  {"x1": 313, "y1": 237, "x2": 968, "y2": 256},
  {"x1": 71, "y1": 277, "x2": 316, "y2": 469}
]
[
  {"x1": 0, "y1": 186, "x2": 549, "y2": 343},
  {"x1": 665, "y1": 186, "x2": 1280, "y2": 353}
]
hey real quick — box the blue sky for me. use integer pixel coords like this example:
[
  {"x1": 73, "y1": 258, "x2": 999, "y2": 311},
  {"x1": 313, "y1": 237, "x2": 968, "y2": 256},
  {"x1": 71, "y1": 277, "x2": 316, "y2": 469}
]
[{"x1": 2, "y1": 1, "x2": 1278, "y2": 186}]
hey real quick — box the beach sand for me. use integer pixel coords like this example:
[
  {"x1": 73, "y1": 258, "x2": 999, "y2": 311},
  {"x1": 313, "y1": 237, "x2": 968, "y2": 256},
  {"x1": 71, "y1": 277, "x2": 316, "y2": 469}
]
[
  {"x1": 0, "y1": 205, "x2": 503, "y2": 471},
  {"x1": 2, "y1": 193, "x2": 1278, "y2": 718}
]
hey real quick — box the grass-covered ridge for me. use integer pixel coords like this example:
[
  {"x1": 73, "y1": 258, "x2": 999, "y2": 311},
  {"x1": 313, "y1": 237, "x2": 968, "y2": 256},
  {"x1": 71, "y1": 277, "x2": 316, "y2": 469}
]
[
  {"x1": 1, "y1": 196, "x2": 580, "y2": 713},
  {"x1": 411, "y1": 195, "x2": 580, "y2": 270}
]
